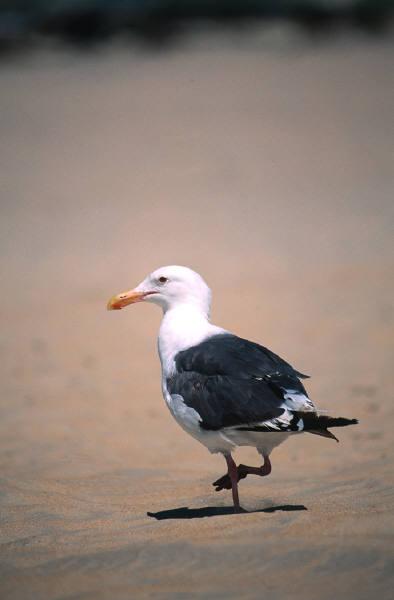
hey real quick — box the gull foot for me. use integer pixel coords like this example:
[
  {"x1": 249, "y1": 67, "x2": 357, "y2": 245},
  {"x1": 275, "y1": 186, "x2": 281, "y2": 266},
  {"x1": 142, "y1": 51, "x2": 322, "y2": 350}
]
[
  {"x1": 212, "y1": 460, "x2": 271, "y2": 492},
  {"x1": 212, "y1": 464, "x2": 251, "y2": 491}
]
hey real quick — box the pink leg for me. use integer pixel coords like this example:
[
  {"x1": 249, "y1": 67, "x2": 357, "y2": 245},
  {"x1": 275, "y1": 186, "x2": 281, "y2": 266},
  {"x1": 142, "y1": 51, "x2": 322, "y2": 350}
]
[
  {"x1": 260, "y1": 454, "x2": 272, "y2": 476},
  {"x1": 213, "y1": 454, "x2": 272, "y2": 491},
  {"x1": 224, "y1": 453, "x2": 242, "y2": 512}
]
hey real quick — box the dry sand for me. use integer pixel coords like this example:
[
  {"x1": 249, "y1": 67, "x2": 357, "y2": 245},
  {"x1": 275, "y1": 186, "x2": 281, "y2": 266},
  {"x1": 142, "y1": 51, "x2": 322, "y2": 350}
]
[{"x1": 1, "y1": 32, "x2": 394, "y2": 599}]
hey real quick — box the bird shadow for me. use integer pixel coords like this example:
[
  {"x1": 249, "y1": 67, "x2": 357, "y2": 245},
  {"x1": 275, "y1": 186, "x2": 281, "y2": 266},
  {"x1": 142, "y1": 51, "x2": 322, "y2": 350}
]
[{"x1": 147, "y1": 504, "x2": 307, "y2": 520}]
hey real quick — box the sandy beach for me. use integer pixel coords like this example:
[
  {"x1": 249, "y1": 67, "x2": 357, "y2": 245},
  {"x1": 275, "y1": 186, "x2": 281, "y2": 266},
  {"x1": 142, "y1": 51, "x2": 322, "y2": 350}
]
[{"x1": 1, "y1": 31, "x2": 394, "y2": 599}]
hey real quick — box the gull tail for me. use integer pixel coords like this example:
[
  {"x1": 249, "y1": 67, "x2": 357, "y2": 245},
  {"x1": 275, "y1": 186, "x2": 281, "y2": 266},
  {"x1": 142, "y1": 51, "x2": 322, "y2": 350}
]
[{"x1": 295, "y1": 413, "x2": 358, "y2": 443}]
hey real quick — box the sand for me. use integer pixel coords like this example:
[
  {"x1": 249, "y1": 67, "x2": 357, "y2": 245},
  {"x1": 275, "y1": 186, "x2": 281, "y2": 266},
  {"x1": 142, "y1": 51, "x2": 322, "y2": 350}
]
[{"x1": 1, "y1": 31, "x2": 394, "y2": 599}]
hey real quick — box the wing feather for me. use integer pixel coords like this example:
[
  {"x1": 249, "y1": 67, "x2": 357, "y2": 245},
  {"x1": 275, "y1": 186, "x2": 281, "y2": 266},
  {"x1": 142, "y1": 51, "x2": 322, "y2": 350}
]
[{"x1": 168, "y1": 334, "x2": 313, "y2": 431}]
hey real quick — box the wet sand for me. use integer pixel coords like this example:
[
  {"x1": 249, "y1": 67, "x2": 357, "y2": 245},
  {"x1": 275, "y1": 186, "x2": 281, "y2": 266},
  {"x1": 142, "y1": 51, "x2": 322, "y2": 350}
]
[{"x1": 1, "y1": 33, "x2": 394, "y2": 599}]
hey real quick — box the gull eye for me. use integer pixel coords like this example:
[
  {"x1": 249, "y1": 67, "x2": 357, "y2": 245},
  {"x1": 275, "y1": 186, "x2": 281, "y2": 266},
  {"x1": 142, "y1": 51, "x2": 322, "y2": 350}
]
[{"x1": 158, "y1": 276, "x2": 168, "y2": 284}]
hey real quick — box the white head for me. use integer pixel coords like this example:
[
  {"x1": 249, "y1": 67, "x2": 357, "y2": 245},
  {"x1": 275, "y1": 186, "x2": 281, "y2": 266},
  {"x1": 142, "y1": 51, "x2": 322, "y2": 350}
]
[{"x1": 107, "y1": 265, "x2": 211, "y2": 317}]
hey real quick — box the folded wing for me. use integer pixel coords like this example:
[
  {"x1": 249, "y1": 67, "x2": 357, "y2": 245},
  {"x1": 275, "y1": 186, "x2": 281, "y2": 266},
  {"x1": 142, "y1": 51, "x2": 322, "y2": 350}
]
[{"x1": 167, "y1": 334, "x2": 314, "y2": 431}]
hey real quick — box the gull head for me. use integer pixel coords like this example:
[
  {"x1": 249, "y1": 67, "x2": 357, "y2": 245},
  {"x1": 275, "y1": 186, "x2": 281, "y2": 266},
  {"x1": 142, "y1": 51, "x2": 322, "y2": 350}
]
[{"x1": 107, "y1": 265, "x2": 211, "y2": 316}]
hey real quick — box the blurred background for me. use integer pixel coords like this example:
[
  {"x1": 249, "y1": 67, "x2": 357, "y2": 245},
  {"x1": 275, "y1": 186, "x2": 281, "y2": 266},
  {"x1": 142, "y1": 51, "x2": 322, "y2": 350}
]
[
  {"x1": 0, "y1": 1, "x2": 393, "y2": 51},
  {"x1": 1, "y1": 2, "x2": 393, "y2": 600}
]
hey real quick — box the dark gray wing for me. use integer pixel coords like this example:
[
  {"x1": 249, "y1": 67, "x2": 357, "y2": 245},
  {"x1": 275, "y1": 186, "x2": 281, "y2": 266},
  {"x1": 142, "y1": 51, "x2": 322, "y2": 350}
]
[
  {"x1": 174, "y1": 333, "x2": 309, "y2": 380},
  {"x1": 167, "y1": 333, "x2": 310, "y2": 431}
]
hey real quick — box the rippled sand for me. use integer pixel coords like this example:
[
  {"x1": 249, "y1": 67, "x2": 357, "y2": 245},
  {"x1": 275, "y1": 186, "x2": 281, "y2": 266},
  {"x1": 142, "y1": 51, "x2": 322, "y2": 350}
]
[{"x1": 1, "y1": 33, "x2": 393, "y2": 599}]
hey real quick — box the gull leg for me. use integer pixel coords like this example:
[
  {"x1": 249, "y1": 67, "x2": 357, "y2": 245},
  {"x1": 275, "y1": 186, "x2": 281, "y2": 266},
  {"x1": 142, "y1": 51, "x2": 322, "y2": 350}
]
[
  {"x1": 224, "y1": 453, "x2": 242, "y2": 512},
  {"x1": 260, "y1": 454, "x2": 272, "y2": 476},
  {"x1": 213, "y1": 454, "x2": 272, "y2": 491}
]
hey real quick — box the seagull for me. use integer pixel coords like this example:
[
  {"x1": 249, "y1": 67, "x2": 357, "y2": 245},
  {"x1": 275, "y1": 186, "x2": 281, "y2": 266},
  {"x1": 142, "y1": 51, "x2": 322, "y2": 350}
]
[{"x1": 107, "y1": 265, "x2": 358, "y2": 512}]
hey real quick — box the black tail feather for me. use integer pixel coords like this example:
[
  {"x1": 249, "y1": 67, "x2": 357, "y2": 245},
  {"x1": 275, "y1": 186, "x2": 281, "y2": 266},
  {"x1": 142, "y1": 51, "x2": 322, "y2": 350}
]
[
  {"x1": 296, "y1": 413, "x2": 358, "y2": 442},
  {"x1": 297, "y1": 413, "x2": 358, "y2": 429},
  {"x1": 308, "y1": 429, "x2": 339, "y2": 442}
]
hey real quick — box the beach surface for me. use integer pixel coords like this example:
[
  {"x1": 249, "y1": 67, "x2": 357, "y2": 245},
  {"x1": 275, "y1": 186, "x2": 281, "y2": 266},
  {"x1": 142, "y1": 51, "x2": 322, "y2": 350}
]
[{"x1": 1, "y1": 33, "x2": 394, "y2": 599}]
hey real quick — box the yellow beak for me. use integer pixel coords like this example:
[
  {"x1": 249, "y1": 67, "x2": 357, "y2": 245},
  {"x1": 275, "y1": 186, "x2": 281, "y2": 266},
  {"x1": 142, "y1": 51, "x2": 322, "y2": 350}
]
[{"x1": 107, "y1": 289, "x2": 155, "y2": 311}]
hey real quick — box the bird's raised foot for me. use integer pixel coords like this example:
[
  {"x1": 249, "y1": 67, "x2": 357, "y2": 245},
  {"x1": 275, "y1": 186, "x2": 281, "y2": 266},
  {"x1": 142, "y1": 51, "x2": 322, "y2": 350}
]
[
  {"x1": 212, "y1": 473, "x2": 235, "y2": 491},
  {"x1": 213, "y1": 459, "x2": 272, "y2": 492},
  {"x1": 212, "y1": 464, "x2": 260, "y2": 491}
]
